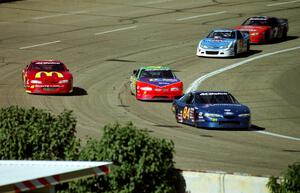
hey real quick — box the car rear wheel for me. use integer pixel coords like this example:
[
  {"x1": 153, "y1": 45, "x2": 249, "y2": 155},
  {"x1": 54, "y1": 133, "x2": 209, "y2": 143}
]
[
  {"x1": 264, "y1": 31, "x2": 270, "y2": 43},
  {"x1": 233, "y1": 44, "x2": 237, "y2": 56},
  {"x1": 246, "y1": 41, "x2": 250, "y2": 52},
  {"x1": 282, "y1": 28, "x2": 288, "y2": 39}
]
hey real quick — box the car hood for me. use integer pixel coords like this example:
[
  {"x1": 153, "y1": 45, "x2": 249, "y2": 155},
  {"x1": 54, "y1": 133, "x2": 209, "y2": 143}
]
[
  {"x1": 200, "y1": 38, "x2": 234, "y2": 48},
  {"x1": 198, "y1": 104, "x2": 250, "y2": 114},
  {"x1": 139, "y1": 77, "x2": 181, "y2": 87},
  {"x1": 235, "y1": 25, "x2": 270, "y2": 32}
]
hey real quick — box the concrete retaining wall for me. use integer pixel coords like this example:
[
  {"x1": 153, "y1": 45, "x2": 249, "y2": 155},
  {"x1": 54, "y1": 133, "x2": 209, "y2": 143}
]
[{"x1": 182, "y1": 171, "x2": 270, "y2": 193}]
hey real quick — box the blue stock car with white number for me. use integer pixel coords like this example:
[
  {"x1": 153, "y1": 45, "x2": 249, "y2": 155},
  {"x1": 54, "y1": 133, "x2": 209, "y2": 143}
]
[
  {"x1": 172, "y1": 91, "x2": 251, "y2": 129},
  {"x1": 196, "y1": 29, "x2": 250, "y2": 57}
]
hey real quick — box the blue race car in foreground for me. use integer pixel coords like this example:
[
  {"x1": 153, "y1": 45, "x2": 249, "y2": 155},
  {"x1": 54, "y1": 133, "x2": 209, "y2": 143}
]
[
  {"x1": 196, "y1": 28, "x2": 250, "y2": 57},
  {"x1": 172, "y1": 91, "x2": 251, "y2": 129}
]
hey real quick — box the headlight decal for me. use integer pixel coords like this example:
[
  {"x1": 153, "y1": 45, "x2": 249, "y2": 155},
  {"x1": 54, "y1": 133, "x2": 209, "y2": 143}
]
[
  {"x1": 30, "y1": 79, "x2": 42, "y2": 84},
  {"x1": 238, "y1": 113, "x2": 250, "y2": 117}
]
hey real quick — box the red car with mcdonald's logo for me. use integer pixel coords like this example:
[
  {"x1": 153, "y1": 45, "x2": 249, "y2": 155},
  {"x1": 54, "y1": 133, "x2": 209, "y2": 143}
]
[{"x1": 22, "y1": 60, "x2": 73, "y2": 94}]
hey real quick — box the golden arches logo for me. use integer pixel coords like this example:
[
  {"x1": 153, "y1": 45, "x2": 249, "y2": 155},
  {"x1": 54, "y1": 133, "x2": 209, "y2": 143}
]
[{"x1": 35, "y1": 71, "x2": 64, "y2": 78}]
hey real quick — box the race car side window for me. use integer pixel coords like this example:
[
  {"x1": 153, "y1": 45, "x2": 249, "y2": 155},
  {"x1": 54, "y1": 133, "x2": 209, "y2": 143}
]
[
  {"x1": 228, "y1": 94, "x2": 239, "y2": 104},
  {"x1": 133, "y1": 69, "x2": 138, "y2": 76},
  {"x1": 185, "y1": 93, "x2": 194, "y2": 104},
  {"x1": 134, "y1": 69, "x2": 140, "y2": 77},
  {"x1": 269, "y1": 18, "x2": 278, "y2": 27},
  {"x1": 236, "y1": 31, "x2": 243, "y2": 39}
]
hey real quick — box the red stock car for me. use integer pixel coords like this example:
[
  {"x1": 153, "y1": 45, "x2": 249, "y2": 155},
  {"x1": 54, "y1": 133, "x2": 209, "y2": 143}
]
[
  {"x1": 235, "y1": 16, "x2": 288, "y2": 44},
  {"x1": 130, "y1": 66, "x2": 183, "y2": 101},
  {"x1": 22, "y1": 60, "x2": 73, "y2": 94}
]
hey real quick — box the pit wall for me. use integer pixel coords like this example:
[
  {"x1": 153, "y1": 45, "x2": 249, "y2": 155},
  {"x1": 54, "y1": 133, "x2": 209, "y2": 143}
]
[{"x1": 181, "y1": 170, "x2": 270, "y2": 193}]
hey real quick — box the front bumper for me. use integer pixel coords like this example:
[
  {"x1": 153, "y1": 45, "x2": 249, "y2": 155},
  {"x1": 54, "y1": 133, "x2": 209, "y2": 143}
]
[
  {"x1": 196, "y1": 48, "x2": 235, "y2": 57},
  {"x1": 195, "y1": 117, "x2": 251, "y2": 129},
  {"x1": 136, "y1": 90, "x2": 182, "y2": 101},
  {"x1": 25, "y1": 84, "x2": 73, "y2": 94}
]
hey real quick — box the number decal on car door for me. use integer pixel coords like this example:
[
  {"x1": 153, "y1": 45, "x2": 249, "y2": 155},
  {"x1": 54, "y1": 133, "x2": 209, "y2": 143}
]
[
  {"x1": 183, "y1": 107, "x2": 195, "y2": 122},
  {"x1": 183, "y1": 107, "x2": 190, "y2": 120}
]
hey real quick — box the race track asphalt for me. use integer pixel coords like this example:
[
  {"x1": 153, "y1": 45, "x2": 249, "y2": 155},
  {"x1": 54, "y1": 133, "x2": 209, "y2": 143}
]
[{"x1": 0, "y1": 0, "x2": 299, "y2": 176}]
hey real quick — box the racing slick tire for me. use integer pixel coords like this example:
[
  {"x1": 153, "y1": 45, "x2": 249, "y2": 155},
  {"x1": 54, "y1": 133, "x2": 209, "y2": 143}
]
[
  {"x1": 233, "y1": 44, "x2": 238, "y2": 57},
  {"x1": 246, "y1": 41, "x2": 250, "y2": 52},
  {"x1": 282, "y1": 28, "x2": 288, "y2": 39},
  {"x1": 264, "y1": 31, "x2": 270, "y2": 43}
]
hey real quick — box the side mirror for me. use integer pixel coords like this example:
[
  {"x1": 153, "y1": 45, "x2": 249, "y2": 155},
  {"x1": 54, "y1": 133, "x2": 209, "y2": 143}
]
[{"x1": 133, "y1": 69, "x2": 137, "y2": 75}]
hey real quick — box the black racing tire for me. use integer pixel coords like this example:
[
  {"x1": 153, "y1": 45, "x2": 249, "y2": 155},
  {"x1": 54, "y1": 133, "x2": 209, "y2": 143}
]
[
  {"x1": 246, "y1": 41, "x2": 250, "y2": 52},
  {"x1": 175, "y1": 109, "x2": 180, "y2": 123},
  {"x1": 282, "y1": 28, "x2": 288, "y2": 39},
  {"x1": 233, "y1": 44, "x2": 237, "y2": 56},
  {"x1": 264, "y1": 31, "x2": 270, "y2": 43}
]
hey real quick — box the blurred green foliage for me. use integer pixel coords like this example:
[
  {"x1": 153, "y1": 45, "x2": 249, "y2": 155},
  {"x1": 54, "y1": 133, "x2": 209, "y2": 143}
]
[
  {"x1": 0, "y1": 106, "x2": 80, "y2": 160},
  {"x1": 267, "y1": 162, "x2": 300, "y2": 193}
]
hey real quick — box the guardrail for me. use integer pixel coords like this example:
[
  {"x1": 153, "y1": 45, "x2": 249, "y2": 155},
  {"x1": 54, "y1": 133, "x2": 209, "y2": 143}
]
[{"x1": 181, "y1": 170, "x2": 270, "y2": 193}]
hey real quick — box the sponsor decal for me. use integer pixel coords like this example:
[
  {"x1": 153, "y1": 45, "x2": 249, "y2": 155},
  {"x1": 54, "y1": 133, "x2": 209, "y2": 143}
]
[
  {"x1": 224, "y1": 112, "x2": 234, "y2": 115},
  {"x1": 34, "y1": 85, "x2": 64, "y2": 88},
  {"x1": 35, "y1": 71, "x2": 63, "y2": 78},
  {"x1": 211, "y1": 118, "x2": 218, "y2": 122},
  {"x1": 35, "y1": 61, "x2": 60, "y2": 64},
  {"x1": 149, "y1": 78, "x2": 177, "y2": 82},
  {"x1": 200, "y1": 92, "x2": 228, "y2": 95}
]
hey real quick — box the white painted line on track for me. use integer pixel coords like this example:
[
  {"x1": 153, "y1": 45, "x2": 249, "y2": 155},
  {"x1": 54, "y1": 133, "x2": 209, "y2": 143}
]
[
  {"x1": 186, "y1": 46, "x2": 300, "y2": 141},
  {"x1": 33, "y1": 14, "x2": 69, "y2": 20},
  {"x1": 267, "y1": 0, "x2": 300, "y2": 6},
  {"x1": 32, "y1": 11, "x2": 88, "y2": 20},
  {"x1": 19, "y1": 40, "x2": 61, "y2": 49},
  {"x1": 95, "y1": 26, "x2": 137, "y2": 35},
  {"x1": 186, "y1": 46, "x2": 300, "y2": 93},
  {"x1": 176, "y1": 11, "x2": 227, "y2": 21},
  {"x1": 256, "y1": 131, "x2": 300, "y2": 141}
]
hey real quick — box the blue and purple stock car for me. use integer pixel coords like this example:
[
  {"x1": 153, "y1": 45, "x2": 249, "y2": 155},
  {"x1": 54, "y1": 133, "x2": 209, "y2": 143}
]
[{"x1": 172, "y1": 91, "x2": 251, "y2": 129}]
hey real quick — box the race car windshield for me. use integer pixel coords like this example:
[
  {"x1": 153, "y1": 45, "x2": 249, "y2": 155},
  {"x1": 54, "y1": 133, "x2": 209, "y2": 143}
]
[
  {"x1": 140, "y1": 70, "x2": 175, "y2": 79},
  {"x1": 207, "y1": 31, "x2": 235, "y2": 39},
  {"x1": 195, "y1": 94, "x2": 238, "y2": 104},
  {"x1": 30, "y1": 63, "x2": 66, "y2": 71},
  {"x1": 243, "y1": 19, "x2": 270, "y2": 26}
]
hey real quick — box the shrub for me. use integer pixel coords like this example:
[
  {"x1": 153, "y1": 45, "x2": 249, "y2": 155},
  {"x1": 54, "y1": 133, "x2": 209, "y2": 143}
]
[
  {"x1": 0, "y1": 106, "x2": 80, "y2": 160},
  {"x1": 267, "y1": 162, "x2": 300, "y2": 193},
  {"x1": 67, "y1": 122, "x2": 178, "y2": 193}
]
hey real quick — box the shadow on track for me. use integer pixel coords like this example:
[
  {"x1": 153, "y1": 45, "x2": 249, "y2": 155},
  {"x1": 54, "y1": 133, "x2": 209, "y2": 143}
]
[
  {"x1": 0, "y1": 0, "x2": 22, "y2": 3},
  {"x1": 234, "y1": 49, "x2": 262, "y2": 58},
  {"x1": 252, "y1": 36, "x2": 299, "y2": 45},
  {"x1": 199, "y1": 124, "x2": 265, "y2": 131},
  {"x1": 69, "y1": 87, "x2": 88, "y2": 96}
]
